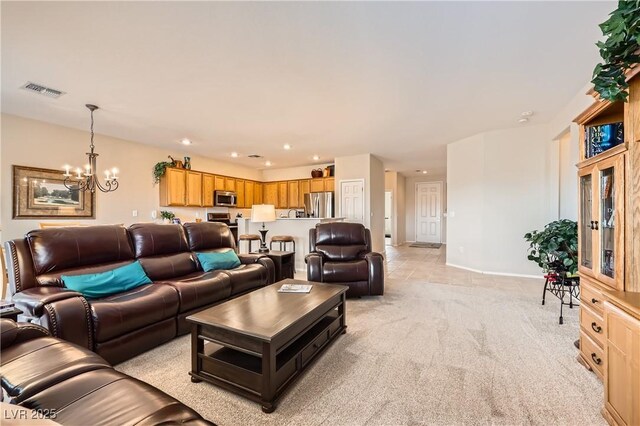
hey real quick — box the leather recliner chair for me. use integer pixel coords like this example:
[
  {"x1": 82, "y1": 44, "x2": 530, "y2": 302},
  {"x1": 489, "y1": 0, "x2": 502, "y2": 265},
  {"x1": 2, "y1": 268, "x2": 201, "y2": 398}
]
[{"x1": 306, "y1": 222, "x2": 384, "y2": 297}]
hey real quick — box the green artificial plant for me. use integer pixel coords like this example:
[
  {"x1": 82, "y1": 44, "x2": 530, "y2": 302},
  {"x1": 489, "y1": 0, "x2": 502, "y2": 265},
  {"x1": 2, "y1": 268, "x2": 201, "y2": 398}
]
[
  {"x1": 153, "y1": 161, "x2": 173, "y2": 184},
  {"x1": 591, "y1": 0, "x2": 640, "y2": 102},
  {"x1": 160, "y1": 210, "x2": 175, "y2": 221},
  {"x1": 524, "y1": 219, "x2": 578, "y2": 276}
]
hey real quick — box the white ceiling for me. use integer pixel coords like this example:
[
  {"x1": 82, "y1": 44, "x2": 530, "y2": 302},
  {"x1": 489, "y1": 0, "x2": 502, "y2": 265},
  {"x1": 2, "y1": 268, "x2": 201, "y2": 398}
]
[{"x1": 1, "y1": 1, "x2": 612, "y2": 176}]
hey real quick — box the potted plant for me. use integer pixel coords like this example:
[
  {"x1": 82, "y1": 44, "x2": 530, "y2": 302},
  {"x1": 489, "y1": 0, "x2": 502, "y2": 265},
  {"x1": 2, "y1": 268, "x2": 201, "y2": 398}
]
[
  {"x1": 160, "y1": 210, "x2": 175, "y2": 224},
  {"x1": 524, "y1": 219, "x2": 578, "y2": 276},
  {"x1": 591, "y1": 1, "x2": 640, "y2": 102}
]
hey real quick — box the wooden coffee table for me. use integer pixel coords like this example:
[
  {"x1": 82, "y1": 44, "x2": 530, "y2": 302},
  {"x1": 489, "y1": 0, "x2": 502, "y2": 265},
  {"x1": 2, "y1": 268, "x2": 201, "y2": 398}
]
[{"x1": 187, "y1": 279, "x2": 348, "y2": 413}]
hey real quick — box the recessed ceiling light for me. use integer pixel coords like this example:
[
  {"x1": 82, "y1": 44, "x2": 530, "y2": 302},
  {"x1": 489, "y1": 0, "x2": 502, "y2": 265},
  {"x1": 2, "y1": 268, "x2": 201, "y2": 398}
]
[
  {"x1": 180, "y1": 138, "x2": 192, "y2": 145},
  {"x1": 265, "y1": 161, "x2": 272, "y2": 167},
  {"x1": 521, "y1": 111, "x2": 534, "y2": 117},
  {"x1": 231, "y1": 152, "x2": 238, "y2": 158},
  {"x1": 518, "y1": 117, "x2": 529, "y2": 124},
  {"x1": 422, "y1": 170, "x2": 428, "y2": 174},
  {"x1": 283, "y1": 144, "x2": 291, "y2": 150},
  {"x1": 312, "y1": 155, "x2": 320, "y2": 161}
]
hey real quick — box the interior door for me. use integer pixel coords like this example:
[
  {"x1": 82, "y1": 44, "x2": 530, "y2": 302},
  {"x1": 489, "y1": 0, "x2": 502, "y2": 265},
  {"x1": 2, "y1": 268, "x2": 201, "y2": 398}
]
[
  {"x1": 340, "y1": 180, "x2": 364, "y2": 223},
  {"x1": 415, "y1": 182, "x2": 442, "y2": 243}
]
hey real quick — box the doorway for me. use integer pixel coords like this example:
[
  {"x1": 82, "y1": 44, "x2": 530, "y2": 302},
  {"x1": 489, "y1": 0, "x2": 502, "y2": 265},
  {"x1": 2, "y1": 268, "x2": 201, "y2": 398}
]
[
  {"x1": 385, "y1": 191, "x2": 392, "y2": 245},
  {"x1": 340, "y1": 179, "x2": 365, "y2": 223},
  {"x1": 415, "y1": 182, "x2": 442, "y2": 243}
]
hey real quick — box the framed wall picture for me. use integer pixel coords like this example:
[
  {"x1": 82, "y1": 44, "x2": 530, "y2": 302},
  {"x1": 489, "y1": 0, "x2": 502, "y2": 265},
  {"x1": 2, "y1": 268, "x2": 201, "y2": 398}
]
[{"x1": 12, "y1": 165, "x2": 95, "y2": 219}]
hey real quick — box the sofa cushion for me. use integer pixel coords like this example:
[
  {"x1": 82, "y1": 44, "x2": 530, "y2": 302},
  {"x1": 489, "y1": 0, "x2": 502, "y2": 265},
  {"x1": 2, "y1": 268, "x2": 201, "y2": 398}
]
[
  {"x1": 128, "y1": 223, "x2": 190, "y2": 258},
  {"x1": 183, "y1": 222, "x2": 236, "y2": 251},
  {"x1": 157, "y1": 271, "x2": 232, "y2": 312},
  {"x1": 26, "y1": 225, "x2": 134, "y2": 276},
  {"x1": 62, "y1": 261, "x2": 152, "y2": 299},
  {"x1": 89, "y1": 284, "x2": 179, "y2": 343},
  {"x1": 323, "y1": 260, "x2": 369, "y2": 282},
  {"x1": 0, "y1": 336, "x2": 110, "y2": 403},
  {"x1": 196, "y1": 250, "x2": 241, "y2": 272},
  {"x1": 20, "y1": 369, "x2": 209, "y2": 426},
  {"x1": 224, "y1": 264, "x2": 268, "y2": 296}
]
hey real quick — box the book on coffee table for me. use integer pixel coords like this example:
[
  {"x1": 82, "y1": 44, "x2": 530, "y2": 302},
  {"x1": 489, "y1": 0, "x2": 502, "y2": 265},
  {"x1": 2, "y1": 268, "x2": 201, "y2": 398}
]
[{"x1": 278, "y1": 284, "x2": 313, "y2": 293}]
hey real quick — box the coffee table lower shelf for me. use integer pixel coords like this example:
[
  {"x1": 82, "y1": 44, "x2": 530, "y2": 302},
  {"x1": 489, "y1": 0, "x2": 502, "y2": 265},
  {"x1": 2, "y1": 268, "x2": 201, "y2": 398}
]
[{"x1": 189, "y1": 303, "x2": 346, "y2": 412}]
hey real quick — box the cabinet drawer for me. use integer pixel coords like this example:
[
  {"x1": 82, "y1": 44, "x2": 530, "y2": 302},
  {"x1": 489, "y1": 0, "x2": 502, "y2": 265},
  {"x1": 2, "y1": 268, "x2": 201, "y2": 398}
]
[
  {"x1": 580, "y1": 331, "x2": 605, "y2": 378},
  {"x1": 301, "y1": 329, "x2": 329, "y2": 366},
  {"x1": 581, "y1": 283, "x2": 604, "y2": 315},
  {"x1": 581, "y1": 306, "x2": 605, "y2": 348}
]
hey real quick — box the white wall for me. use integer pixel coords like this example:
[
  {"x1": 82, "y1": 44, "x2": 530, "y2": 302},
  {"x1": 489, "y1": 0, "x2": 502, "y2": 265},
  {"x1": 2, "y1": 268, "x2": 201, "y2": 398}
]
[
  {"x1": 334, "y1": 153, "x2": 385, "y2": 253},
  {"x1": 558, "y1": 129, "x2": 579, "y2": 220},
  {"x1": 446, "y1": 126, "x2": 555, "y2": 276},
  {"x1": 1, "y1": 114, "x2": 262, "y2": 241},
  {"x1": 404, "y1": 174, "x2": 447, "y2": 243}
]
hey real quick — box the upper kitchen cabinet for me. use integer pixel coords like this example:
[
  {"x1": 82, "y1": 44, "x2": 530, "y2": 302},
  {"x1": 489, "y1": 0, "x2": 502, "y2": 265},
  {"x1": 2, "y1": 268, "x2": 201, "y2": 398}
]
[
  {"x1": 324, "y1": 177, "x2": 335, "y2": 192},
  {"x1": 185, "y1": 171, "x2": 203, "y2": 207},
  {"x1": 236, "y1": 179, "x2": 245, "y2": 208},
  {"x1": 225, "y1": 177, "x2": 236, "y2": 192},
  {"x1": 277, "y1": 181, "x2": 288, "y2": 209},
  {"x1": 310, "y1": 178, "x2": 324, "y2": 192},
  {"x1": 264, "y1": 182, "x2": 278, "y2": 206},
  {"x1": 254, "y1": 182, "x2": 264, "y2": 205},
  {"x1": 288, "y1": 181, "x2": 300, "y2": 208},
  {"x1": 159, "y1": 168, "x2": 186, "y2": 206},
  {"x1": 299, "y1": 179, "x2": 310, "y2": 207},
  {"x1": 202, "y1": 174, "x2": 215, "y2": 207},
  {"x1": 245, "y1": 181, "x2": 254, "y2": 209},
  {"x1": 214, "y1": 175, "x2": 225, "y2": 191}
]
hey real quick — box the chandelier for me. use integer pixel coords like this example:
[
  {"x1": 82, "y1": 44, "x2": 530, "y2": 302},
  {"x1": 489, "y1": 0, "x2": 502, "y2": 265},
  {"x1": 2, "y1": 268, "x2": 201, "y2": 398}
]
[{"x1": 63, "y1": 104, "x2": 119, "y2": 193}]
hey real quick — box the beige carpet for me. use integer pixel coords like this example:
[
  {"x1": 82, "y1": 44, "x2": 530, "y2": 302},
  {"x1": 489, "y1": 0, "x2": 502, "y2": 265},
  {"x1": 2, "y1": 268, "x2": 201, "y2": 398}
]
[{"x1": 117, "y1": 246, "x2": 604, "y2": 425}]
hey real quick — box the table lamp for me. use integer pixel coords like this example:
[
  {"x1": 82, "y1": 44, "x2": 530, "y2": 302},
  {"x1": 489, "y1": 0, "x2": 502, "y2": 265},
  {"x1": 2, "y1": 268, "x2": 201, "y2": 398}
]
[{"x1": 251, "y1": 204, "x2": 276, "y2": 253}]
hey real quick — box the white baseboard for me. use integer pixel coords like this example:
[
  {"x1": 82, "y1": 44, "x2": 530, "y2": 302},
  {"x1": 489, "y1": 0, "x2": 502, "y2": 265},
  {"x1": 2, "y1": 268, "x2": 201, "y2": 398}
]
[{"x1": 445, "y1": 262, "x2": 542, "y2": 279}]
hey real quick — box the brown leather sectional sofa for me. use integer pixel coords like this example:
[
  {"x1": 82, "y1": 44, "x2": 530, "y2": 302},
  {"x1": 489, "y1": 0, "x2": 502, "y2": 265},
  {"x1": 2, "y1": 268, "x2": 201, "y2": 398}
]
[
  {"x1": 4, "y1": 222, "x2": 275, "y2": 364},
  {"x1": 0, "y1": 319, "x2": 212, "y2": 425}
]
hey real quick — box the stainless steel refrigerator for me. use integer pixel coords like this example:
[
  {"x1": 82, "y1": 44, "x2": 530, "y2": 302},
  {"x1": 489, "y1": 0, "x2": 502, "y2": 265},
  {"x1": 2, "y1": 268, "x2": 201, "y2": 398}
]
[{"x1": 304, "y1": 192, "x2": 334, "y2": 218}]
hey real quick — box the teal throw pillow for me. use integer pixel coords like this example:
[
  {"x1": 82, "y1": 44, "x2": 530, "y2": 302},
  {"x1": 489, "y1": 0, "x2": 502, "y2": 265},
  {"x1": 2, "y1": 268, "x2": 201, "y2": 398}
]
[
  {"x1": 196, "y1": 250, "x2": 241, "y2": 272},
  {"x1": 62, "y1": 261, "x2": 152, "y2": 299}
]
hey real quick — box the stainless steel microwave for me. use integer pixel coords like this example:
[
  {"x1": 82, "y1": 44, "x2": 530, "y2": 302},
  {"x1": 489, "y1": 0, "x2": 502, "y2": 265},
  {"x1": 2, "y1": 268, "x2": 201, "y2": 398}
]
[{"x1": 214, "y1": 191, "x2": 237, "y2": 207}]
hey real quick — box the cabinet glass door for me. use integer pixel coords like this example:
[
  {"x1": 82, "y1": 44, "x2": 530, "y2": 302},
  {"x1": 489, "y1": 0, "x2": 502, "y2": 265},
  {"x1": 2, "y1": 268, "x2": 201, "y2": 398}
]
[
  {"x1": 579, "y1": 173, "x2": 593, "y2": 270},
  {"x1": 600, "y1": 167, "x2": 615, "y2": 278}
]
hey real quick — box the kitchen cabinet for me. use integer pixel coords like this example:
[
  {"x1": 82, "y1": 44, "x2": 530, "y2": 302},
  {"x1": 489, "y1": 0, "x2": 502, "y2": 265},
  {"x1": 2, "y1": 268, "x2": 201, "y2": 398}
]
[
  {"x1": 186, "y1": 171, "x2": 203, "y2": 207},
  {"x1": 288, "y1": 181, "x2": 300, "y2": 208},
  {"x1": 254, "y1": 183, "x2": 263, "y2": 205},
  {"x1": 324, "y1": 177, "x2": 335, "y2": 192},
  {"x1": 236, "y1": 179, "x2": 245, "y2": 208},
  {"x1": 299, "y1": 179, "x2": 310, "y2": 208},
  {"x1": 310, "y1": 178, "x2": 324, "y2": 192},
  {"x1": 245, "y1": 181, "x2": 254, "y2": 209},
  {"x1": 159, "y1": 168, "x2": 186, "y2": 206},
  {"x1": 264, "y1": 182, "x2": 278, "y2": 206},
  {"x1": 202, "y1": 174, "x2": 215, "y2": 207},
  {"x1": 214, "y1": 176, "x2": 225, "y2": 191},
  {"x1": 225, "y1": 178, "x2": 236, "y2": 192},
  {"x1": 277, "y1": 181, "x2": 288, "y2": 209},
  {"x1": 604, "y1": 301, "x2": 640, "y2": 426}
]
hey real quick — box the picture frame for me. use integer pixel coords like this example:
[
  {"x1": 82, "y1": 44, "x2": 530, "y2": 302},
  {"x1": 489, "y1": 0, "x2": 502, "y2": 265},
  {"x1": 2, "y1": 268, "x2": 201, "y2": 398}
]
[{"x1": 12, "y1": 165, "x2": 95, "y2": 219}]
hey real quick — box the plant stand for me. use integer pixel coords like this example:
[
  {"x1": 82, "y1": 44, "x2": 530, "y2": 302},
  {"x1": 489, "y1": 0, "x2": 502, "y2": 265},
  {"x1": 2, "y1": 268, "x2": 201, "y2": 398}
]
[{"x1": 542, "y1": 273, "x2": 580, "y2": 324}]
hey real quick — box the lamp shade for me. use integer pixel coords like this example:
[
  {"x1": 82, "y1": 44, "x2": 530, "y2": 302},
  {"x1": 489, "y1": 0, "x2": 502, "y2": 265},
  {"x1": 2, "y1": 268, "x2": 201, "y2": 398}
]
[{"x1": 251, "y1": 204, "x2": 276, "y2": 223}]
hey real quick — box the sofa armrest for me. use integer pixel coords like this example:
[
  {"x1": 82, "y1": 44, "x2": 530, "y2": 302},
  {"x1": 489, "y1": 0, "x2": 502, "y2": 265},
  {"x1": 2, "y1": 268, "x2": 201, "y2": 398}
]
[
  {"x1": 1, "y1": 319, "x2": 50, "y2": 348},
  {"x1": 305, "y1": 253, "x2": 324, "y2": 282},
  {"x1": 238, "y1": 254, "x2": 276, "y2": 284},
  {"x1": 12, "y1": 287, "x2": 83, "y2": 318},
  {"x1": 364, "y1": 252, "x2": 384, "y2": 295}
]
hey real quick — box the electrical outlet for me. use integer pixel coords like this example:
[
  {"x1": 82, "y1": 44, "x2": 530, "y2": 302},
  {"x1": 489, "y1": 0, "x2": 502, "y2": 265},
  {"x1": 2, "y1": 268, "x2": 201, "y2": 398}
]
[
  {"x1": 132, "y1": 210, "x2": 138, "y2": 217},
  {"x1": 151, "y1": 210, "x2": 157, "y2": 219}
]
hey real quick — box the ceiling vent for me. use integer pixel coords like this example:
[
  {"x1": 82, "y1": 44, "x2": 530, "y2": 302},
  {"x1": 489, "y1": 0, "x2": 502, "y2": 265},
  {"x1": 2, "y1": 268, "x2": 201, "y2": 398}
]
[
  {"x1": 248, "y1": 154, "x2": 263, "y2": 159},
  {"x1": 20, "y1": 82, "x2": 65, "y2": 98}
]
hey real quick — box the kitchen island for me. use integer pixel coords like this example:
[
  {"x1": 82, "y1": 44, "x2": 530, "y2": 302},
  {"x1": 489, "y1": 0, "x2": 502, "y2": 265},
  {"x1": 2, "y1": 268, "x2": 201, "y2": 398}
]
[{"x1": 237, "y1": 217, "x2": 345, "y2": 272}]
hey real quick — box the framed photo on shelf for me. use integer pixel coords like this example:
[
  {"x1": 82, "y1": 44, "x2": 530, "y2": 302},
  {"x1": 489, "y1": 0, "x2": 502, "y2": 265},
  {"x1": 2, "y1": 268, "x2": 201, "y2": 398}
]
[{"x1": 12, "y1": 165, "x2": 95, "y2": 219}]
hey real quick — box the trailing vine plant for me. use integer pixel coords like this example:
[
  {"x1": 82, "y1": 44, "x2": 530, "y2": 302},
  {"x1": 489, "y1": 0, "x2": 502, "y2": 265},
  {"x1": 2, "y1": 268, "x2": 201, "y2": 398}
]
[
  {"x1": 524, "y1": 219, "x2": 578, "y2": 276},
  {"x1": 153, "y1": 161, "x2": 173, "y2": 184},
  {"x1": 591, "y1": 0, "x2": 640, "y2": 102}
]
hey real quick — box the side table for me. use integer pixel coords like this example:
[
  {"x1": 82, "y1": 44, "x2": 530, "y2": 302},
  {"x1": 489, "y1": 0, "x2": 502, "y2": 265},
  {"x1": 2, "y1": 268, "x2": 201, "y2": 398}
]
[
  {"x1": 0, "y1": 307, "x2": 22, "y2": 322},
  {"x1": 252, "y1": 250, "x2": 295, "y2": 281}
]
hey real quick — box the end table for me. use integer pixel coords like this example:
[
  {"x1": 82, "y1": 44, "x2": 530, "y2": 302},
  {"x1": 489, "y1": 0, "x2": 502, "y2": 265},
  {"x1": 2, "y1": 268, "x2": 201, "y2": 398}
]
[{"x1": 251, "y1": 250, "x2": 295, "y2": 281}]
